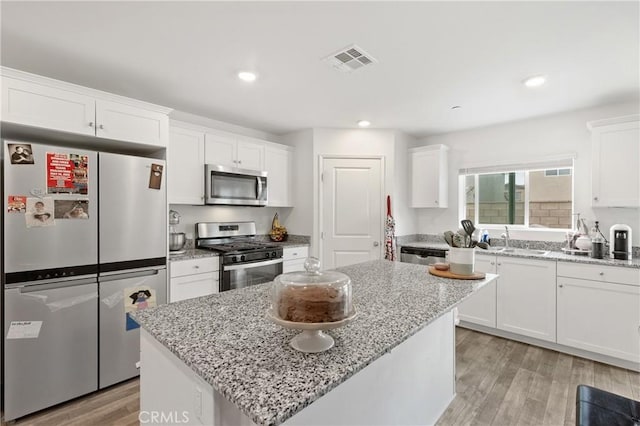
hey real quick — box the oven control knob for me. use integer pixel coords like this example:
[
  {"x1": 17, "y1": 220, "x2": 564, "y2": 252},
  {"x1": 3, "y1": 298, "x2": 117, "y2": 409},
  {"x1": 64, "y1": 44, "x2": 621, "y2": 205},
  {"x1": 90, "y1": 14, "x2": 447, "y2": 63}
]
[
  {"x1": 232, "y1": 256, "x2": 237, "y2": 263},
  {"x1": 265, "y1": 252, "x2": 270, "y2": 258},
  {"x1": 272, "y1": 251, "x2": 276, "y2": 257},
  {"x1": 241, "y1": 255, "x2": 246, "y2": 261}
]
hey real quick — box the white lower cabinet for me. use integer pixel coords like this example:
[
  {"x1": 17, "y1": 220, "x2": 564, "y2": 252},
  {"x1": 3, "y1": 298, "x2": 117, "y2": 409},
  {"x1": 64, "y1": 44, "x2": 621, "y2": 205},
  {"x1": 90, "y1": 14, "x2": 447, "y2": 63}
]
[
  {"x1": 457, "y1": 254, "x2": 497, "y2": 328},
  {"x1": 557, "y1": 263, "x2": 640, "y2": 364},
  {"x1": 169, "y1": 257, "x2": 219, "y2": 303},
  {"x1": 496, "y1": 257, "x2": 556, "y2": 342},
  {"x1": 283, "y1": 246, "x2": 309, "y2": 273}
]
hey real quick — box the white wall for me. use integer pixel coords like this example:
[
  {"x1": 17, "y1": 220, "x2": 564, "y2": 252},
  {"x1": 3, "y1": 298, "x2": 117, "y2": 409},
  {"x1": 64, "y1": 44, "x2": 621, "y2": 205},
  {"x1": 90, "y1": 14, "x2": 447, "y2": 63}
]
[
  {"x1": 393, "y1": 131, "x2": 418, "y2": 236},
  {"x1": 169, "y1": 205, "x2": 292, "y2": 239},
  {"x1": 416, "y1": 101, "x2": 640, "y2": 244}
]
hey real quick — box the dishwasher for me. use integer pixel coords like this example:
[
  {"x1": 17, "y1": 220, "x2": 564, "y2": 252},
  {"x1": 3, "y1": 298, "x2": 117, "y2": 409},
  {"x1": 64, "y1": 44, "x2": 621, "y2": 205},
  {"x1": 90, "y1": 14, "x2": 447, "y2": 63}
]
[{"x1": 400, "y1": 247, "x2": 448, "y2": 265}]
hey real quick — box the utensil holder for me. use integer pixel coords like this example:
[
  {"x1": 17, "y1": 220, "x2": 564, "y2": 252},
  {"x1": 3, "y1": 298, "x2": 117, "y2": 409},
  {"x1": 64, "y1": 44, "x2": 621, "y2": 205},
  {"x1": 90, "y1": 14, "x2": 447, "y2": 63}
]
[{"x1": 449, "y1": 248, "x2": 475, "y2": 275}]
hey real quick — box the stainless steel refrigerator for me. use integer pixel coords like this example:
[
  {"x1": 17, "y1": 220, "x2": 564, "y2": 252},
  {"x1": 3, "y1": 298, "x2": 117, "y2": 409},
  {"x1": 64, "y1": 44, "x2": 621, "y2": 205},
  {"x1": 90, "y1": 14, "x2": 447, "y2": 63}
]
[{"x1": 2, "y1": 140, "x2": 166, "y2": 420}]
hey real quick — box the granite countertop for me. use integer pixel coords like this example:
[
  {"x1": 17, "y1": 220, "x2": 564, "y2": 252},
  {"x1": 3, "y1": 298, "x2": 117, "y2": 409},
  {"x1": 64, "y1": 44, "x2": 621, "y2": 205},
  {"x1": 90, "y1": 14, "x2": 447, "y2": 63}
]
[
  {"x1": 400, "y1": 241, "x2": 640, "y2": 269},
  {"x1": 169, "y1": 249, "x2": 219, "y2": 262},
  {"x1": 131, "y1": 260, "x2": 497, "y2": 426}
]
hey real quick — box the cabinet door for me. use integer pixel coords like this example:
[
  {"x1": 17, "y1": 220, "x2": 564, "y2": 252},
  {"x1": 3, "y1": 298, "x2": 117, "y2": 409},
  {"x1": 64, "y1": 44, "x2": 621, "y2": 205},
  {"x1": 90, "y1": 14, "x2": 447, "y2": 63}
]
[
  {"x1": 557, "y1": 277, "x2": 640, "y2": 363},
  {"x1": 95, "y1": 100, "x2": 168, "y2": 147},
  {"x1": 170, "y1": 273, "x2": 218, "y2": 303},
  {"x1": 236, "y1": 139, "x2": 265, "y2": 171},
  {"x1": 204, "y1": 133, "x2": 236, "y2": 168},
  {"x1": 283, "y1": 259, "x2": 306, "y2": 273},
  {"x1": 591, "y1": 120, "x2": 640, "y2": 207},
  {"x1": 168, "y1": 126, "x2": 205, "y2": 204},
  {"x1": 496, "y1": 258, "x2": 556, "y2": 342},
  {"x1": 265, "y1": 146, "x2": 292, "y2": 207},
  {"x1": 2, "y1": 76, "x2": 96, "y2": 136},
  {"x1": 458, "y1": 254, "x2": 497, "y2": 328},
  {"x1": 411, "y1": 147, "x2": 447, "y2": 208}
]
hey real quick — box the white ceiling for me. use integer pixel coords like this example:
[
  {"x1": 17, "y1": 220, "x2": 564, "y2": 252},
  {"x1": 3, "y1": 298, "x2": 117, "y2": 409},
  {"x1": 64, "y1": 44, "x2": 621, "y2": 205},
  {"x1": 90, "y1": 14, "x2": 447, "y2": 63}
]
[{"x1": 1, "y1": 1, "x2": 638, "y2": 137}]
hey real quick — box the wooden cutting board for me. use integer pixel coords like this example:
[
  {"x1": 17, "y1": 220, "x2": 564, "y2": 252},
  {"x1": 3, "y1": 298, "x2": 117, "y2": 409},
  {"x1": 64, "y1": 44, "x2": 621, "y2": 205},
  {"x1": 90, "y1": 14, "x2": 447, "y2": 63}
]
[{"x1": 428, "y1": 266, "x2": 486, "y2": 280}]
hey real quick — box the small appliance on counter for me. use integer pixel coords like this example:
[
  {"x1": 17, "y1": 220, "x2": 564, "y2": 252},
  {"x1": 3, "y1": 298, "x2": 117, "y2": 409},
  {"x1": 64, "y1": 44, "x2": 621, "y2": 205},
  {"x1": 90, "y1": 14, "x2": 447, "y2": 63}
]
[
  {"x1": 169, "y1": 210, "x2": 186, "y2": 253},
  {"x1": 590, "y1": 221, "x2": 607, "y2": 259},
  {"x1": 610, "y1": 224, "x2": 632, "y2": 260}
]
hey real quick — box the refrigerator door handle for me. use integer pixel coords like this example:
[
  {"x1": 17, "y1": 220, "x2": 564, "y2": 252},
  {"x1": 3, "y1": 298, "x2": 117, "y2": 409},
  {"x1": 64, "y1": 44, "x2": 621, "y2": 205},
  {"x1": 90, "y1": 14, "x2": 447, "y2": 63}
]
[
  {"x1": 99, "y1": 268, "x2": 160, "y2": 282},
  {"x1": 18, "y1": 278, "x2": 98, "y2": 293}
]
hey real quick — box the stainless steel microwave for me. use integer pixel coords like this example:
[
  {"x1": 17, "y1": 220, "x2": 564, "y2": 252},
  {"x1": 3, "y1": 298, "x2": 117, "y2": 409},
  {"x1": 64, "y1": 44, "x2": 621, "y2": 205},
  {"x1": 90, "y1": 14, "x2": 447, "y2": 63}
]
[{"x1": 204, "y1": 164, "x2": 268, "y2": 206}]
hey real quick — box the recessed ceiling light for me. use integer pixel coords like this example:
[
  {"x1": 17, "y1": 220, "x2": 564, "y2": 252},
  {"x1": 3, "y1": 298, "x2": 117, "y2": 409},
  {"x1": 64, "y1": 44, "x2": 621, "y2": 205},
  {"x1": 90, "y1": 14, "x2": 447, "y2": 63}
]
[
  {"x1": 238, "y1": 71, "x2": 257, "y2": 82},
  {"x1": 523, "y1": 75, "x2": 547, "y2": 88},
  {"x1": 357, "y1": 120, "x2": 371, "y2": 128},
  {"x1": 451, "y1": 105, "x2": 462, "y2": 110}
]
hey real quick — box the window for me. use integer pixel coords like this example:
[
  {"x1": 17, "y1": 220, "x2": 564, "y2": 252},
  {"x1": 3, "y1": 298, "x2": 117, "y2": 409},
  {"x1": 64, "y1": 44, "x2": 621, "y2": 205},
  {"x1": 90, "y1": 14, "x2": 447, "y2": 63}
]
[{"x1": 463, "y1": 165, "x2": 573, "y2": 229}]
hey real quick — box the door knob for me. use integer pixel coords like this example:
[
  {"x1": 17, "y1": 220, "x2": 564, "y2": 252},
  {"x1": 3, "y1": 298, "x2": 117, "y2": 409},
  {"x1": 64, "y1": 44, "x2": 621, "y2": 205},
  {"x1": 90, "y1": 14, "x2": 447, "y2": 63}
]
[{"x1": 373, "y1": 241, "x2": 379, "y2": 247}]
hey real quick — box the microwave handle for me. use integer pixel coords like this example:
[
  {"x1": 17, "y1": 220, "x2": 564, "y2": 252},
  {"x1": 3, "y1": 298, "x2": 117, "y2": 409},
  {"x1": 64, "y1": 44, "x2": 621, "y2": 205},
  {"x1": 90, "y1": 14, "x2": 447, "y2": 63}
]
[{"x1": 257, "y1": 176, "x2": 263, "y2": 200}]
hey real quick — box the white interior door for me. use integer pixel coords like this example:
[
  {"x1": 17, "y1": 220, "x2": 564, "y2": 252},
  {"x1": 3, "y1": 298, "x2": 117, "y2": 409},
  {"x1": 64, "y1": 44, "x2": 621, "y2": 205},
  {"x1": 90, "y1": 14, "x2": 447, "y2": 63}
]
[{"x1": 321, "y1": 158, "x2": 383, "y2": 269}]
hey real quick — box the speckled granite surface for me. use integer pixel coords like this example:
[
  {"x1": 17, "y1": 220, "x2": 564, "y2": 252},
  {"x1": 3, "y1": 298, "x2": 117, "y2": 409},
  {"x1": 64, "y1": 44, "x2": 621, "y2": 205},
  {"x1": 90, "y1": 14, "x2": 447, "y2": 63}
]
[
  {"x1": 401, "y1": 241, "x2": 640, "y2": 269},
  {"x1": 169, "y1": 249, "x2": 219, "y2": 262},
  {"x1": 130, "y1": 260, "x2": 496, "y2": 426}
]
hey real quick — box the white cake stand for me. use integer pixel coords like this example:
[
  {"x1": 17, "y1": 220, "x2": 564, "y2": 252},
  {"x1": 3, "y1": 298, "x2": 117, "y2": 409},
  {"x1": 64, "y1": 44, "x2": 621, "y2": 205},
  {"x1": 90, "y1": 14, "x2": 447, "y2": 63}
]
[{"x1": 267, "y1": 308, "x2": 358, "y2": 353}]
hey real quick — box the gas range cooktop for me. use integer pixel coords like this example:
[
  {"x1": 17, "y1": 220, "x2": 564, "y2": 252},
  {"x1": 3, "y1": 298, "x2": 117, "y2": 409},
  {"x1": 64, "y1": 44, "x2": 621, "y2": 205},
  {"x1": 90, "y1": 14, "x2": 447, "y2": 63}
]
[
  {"x1": 195, "y1": 222, "x2": 283, "y2": 265},
  {"x1": 198, "y1": 240, "x2": 280, "y2": 254}
]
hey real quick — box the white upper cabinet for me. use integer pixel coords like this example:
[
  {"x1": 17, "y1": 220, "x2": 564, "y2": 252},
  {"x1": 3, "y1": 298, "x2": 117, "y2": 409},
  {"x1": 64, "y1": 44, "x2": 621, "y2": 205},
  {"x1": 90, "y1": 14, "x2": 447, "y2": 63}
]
[
  {"x1": 95, "y1": 99, "x2": 168, "y2": 147},
  {"x1": 204, "y1": 133, "x2": 236, "y2": 168},
  {"x1": 410, "y1": 145, "x2": 448, "y2": 208},
  {"x1": 168, "y1": 124, "x2": 205, "y2": 205},
  {"x1": 265, "y1": 145, "x2": 293, "y2": 207},
  {"x1": 2, "y1": 76, "x2": 96, "y2": 136},
  {"x1": 204, "y1": 133, "x2": 265, "y2": 171},
  {"x1": 588, "y1": 115, "x2": 640, "y2": 207},
  {"x1": 1, "y1": 69, "x2": 171, "y2": 147}
]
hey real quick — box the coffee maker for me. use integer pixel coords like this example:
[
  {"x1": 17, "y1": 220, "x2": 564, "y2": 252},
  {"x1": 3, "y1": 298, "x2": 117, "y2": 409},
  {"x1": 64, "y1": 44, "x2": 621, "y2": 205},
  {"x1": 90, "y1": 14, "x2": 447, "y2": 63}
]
[{"x1": 609, "y1": 224, "x2": 632, "y2": 260}]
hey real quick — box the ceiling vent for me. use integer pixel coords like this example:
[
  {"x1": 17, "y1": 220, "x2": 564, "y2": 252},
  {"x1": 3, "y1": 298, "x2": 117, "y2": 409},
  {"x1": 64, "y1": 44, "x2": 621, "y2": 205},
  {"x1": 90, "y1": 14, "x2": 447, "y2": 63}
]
[{"x1": 324, "y1": 44, "x2": 378, "y2": 73}]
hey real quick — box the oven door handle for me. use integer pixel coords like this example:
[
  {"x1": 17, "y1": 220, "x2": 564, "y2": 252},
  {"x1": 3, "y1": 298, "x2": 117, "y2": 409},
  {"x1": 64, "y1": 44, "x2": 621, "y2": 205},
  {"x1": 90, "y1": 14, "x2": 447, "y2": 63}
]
[{"x1": 224, "y1": 258, "x2": 282, "y2": 271}]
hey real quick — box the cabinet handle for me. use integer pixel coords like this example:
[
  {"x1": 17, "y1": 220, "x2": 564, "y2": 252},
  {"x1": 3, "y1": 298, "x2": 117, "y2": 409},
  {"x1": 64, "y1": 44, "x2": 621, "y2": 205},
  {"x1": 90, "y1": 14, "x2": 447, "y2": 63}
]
[
  {"x1": 89, "y1": 121, "x2": 94, "y2": 127},
  {"x1": 194, "y1": 265, "x2": 200, "y2": 269},
  {"x1": 593, "y1": 197, "x2": 599, "y2": 201},
  {"x1": 558, "y1": 284, "x2": 564, "y2": 288},
  {"x1": 238, "y1": 160, "x2": 242, "y2": 164},
  {"x1": 435, "y1": 200, "x2": 438, "y2": 204},
  {"x1": 599, "y1": 272, "x2": 604, "y2": 276},
  {"x1": 99, "y1": 124, "x2": 104, "y2": 130},
  {"x1": 490, "y1": 262, "x2": 495, "y2": 265},
  {"x1": 292, "y1": 253, "x2": 298, "y2": 256},
  {"x1": 497, "y1": 262, "x2": 502, "y2": 266}
]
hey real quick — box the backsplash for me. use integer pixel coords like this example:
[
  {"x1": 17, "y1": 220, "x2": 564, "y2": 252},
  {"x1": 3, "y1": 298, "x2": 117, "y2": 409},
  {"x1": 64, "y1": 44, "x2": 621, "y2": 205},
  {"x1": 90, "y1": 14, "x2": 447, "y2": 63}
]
[{"x1": 397, "y1": 233, "x2": 639, "y2": 257}]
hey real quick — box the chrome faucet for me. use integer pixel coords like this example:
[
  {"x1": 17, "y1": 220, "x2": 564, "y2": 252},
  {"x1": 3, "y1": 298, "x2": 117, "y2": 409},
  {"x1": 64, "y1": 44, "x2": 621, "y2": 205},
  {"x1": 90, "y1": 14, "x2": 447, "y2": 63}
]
[{"x1": 501, "y1": 226, "x2": 510, "y2": 249}]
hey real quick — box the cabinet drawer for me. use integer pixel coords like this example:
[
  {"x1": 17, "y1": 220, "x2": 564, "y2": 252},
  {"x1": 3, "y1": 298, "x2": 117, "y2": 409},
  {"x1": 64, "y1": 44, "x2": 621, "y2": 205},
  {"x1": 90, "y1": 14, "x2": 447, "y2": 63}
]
[
  {"x1": 557, "y1": 262, "x2": 639, "y2": 286},
  {"x1": 283, "y1": 259, "x2": 307, "y2": 274},
  {"x1": 170, "y1": 257, "x2": 219, "y2": 278},
  {"x1": 170, "y1": 273, "x2": 218, "y2": 303},
  {"x1": 283, "y1": 246, "x2": 309, "y2": 261}
]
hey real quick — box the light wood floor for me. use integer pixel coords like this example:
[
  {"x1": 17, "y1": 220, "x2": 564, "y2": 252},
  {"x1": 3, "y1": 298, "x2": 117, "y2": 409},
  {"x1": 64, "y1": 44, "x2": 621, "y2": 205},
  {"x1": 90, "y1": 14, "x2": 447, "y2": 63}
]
[
  {"x1": 437, "y1": 327, "x2": 640, "y2": 426},
  {"x1": 3, "y1": 328, "x2": 639, "y2": 426}
]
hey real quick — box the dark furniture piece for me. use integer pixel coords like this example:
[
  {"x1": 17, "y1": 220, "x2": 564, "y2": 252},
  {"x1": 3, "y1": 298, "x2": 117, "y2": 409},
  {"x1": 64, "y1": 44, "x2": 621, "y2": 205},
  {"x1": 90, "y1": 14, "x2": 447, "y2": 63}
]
[{"x1": 576, "y1": 385, "x2": 640, "y2": 426}]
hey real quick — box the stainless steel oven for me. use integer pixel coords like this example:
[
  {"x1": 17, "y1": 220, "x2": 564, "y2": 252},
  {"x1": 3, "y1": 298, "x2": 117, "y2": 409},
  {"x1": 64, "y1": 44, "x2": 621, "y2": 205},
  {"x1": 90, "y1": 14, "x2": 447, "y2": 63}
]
[
  {"x1": 221, "y1": 258, "x2": 283, "y2": 292},
  {"x1": 205, "y1": 164, "x2": 268, "y2": 206}
]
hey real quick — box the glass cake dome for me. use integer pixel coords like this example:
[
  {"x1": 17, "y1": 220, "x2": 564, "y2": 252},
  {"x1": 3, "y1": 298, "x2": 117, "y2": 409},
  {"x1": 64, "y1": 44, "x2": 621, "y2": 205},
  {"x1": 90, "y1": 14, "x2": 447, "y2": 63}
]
[{"x1": 271, "y1": 257, "x2": 353, "y2": 323}]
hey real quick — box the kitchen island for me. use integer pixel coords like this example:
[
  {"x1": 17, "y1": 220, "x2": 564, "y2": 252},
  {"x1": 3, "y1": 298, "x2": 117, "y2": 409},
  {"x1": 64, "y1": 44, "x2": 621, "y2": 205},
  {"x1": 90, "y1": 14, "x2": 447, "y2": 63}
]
[{"x1": 131, "y1": 260, "x2": 498, "y2": 426}]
